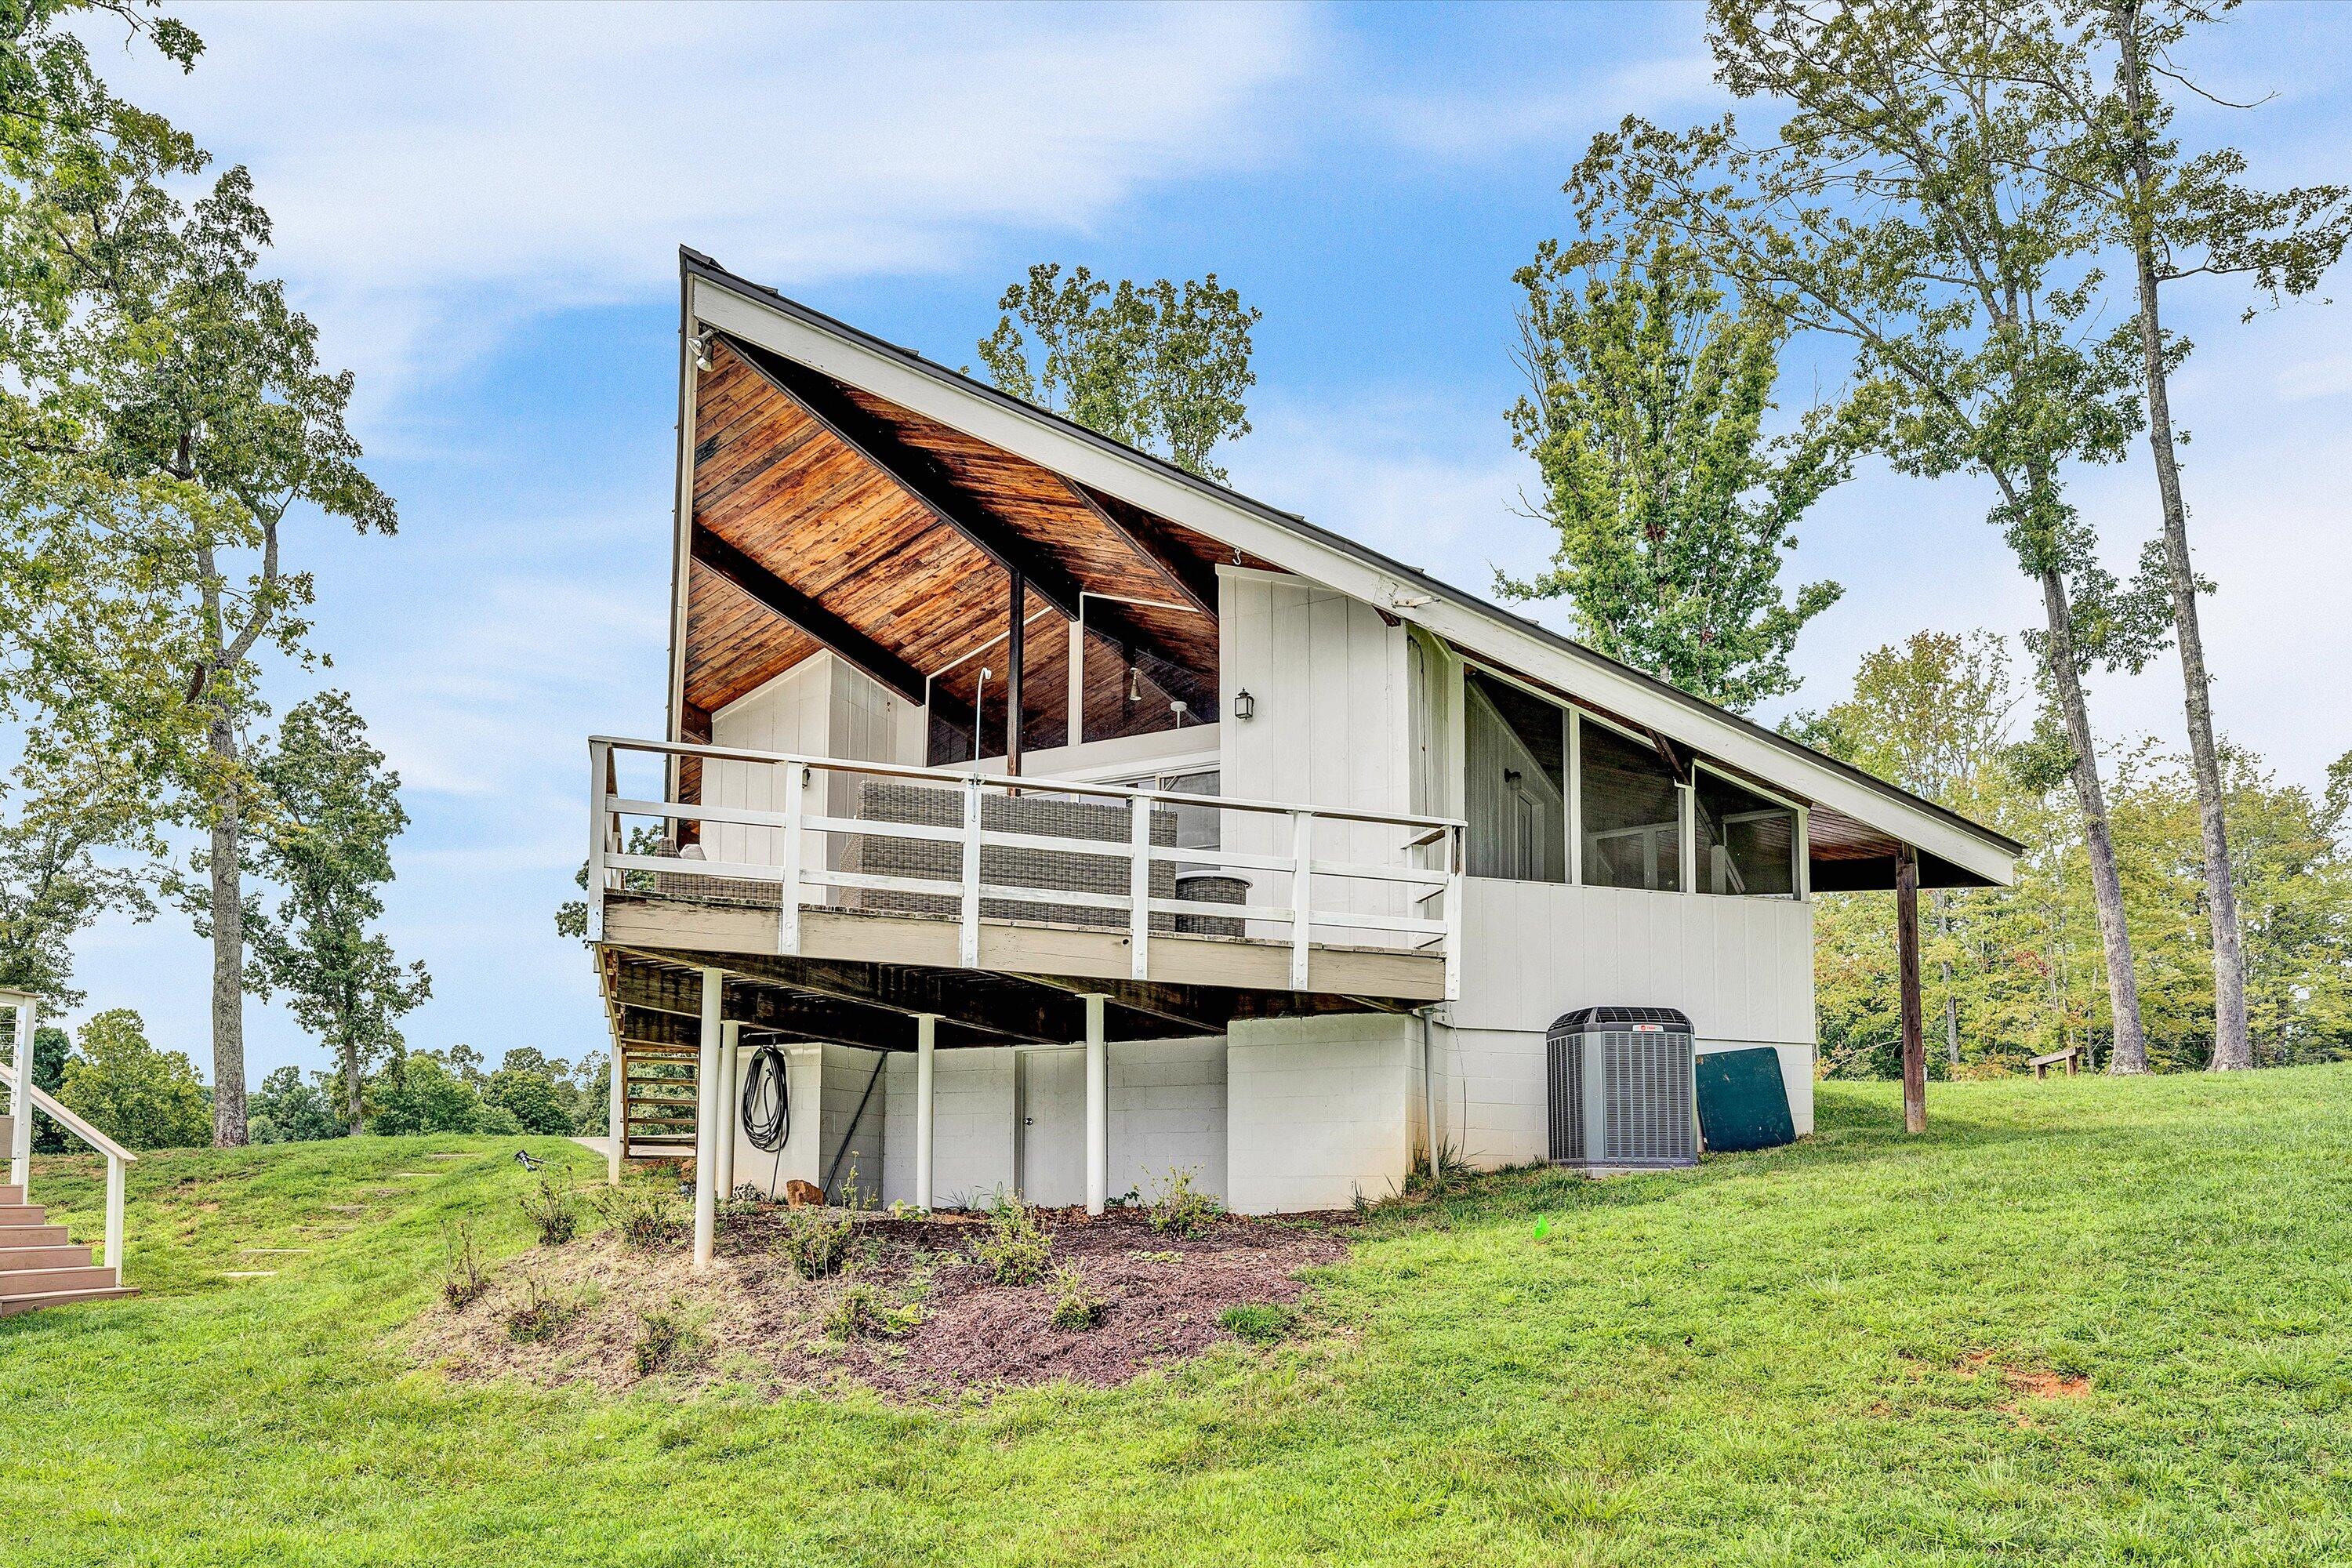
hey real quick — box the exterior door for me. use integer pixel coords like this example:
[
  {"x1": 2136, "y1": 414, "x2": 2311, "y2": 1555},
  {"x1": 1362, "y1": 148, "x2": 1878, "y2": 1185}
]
[{"x1": 1016, "y1": 1047, "x2": 1086, "y2": 1207}]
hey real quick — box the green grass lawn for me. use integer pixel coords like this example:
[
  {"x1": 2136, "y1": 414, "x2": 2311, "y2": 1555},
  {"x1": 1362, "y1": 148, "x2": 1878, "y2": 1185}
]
[{"x1": 6, "y1": 1069, "x2": 2351, "y2": 1566}]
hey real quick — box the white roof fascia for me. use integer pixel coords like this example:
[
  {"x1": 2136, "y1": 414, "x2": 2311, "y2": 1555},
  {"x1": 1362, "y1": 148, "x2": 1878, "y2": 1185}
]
[{"x1": 689, "y1": 275, "x2": 2016, "y2": 888}]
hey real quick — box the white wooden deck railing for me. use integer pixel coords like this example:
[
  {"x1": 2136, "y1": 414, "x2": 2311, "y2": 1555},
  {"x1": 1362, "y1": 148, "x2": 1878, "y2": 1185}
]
[
  {"x1": 588, "y1": 736, "x2": 1466, "y2": 1000},
  {"x1": 2, "y1": 1056, "x2": 134, "y2": 1270}
]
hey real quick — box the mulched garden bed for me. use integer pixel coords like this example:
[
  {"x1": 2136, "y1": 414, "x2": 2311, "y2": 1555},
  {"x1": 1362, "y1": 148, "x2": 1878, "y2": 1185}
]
[{"x1": 411, "y1": 1199, "x2": 1350, "y2": 1402}]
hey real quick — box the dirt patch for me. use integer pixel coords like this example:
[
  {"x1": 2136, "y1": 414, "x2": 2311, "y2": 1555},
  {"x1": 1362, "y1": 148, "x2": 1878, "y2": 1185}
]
[
  {"x1": 1952, "y1": 1348, "x2": 2092, "y2": 1421},
  {"x1": 410, "y1": 1203, "x2": 1348, "y2": 1402}
]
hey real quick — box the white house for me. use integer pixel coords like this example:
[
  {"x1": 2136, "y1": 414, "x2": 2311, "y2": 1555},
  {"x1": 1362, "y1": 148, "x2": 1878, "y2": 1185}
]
[{"x1": 585, "y1": 250, "x2": 2020, "y2": 1262}]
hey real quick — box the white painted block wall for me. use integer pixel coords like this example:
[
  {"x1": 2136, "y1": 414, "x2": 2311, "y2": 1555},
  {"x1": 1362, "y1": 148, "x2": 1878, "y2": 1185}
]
[
  {"x1": 820, "y1": 1044, "x2": 888, "y2": 1205},
  {"x1": 720, "y1": 1042, "x2": 822, "y2": 1199},
  {"x1": 1226, "y1": 1014, "x2": 1417, "y2": 1214},
  {"x1": 881, "y1": 1046, "x2": 1016, "y2": 1208},
  {"x1": 1110, "y1": 1038, "x2": 1227, "y2": 1203}
]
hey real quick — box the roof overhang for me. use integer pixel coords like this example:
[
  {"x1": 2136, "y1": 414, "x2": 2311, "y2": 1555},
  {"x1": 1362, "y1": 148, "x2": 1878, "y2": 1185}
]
[{"x1": 681, "y1": 250, "x2": 2021, "y2": 890}]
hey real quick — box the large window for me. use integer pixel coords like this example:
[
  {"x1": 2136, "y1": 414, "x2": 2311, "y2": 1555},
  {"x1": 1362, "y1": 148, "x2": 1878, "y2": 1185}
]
[
  {"x1": 1578, "y1": 718, "x2": 1682, "y2": 892},
  {"x1": 1693, "y1": 768, "x2": 1799, "y2": 898},
  {"x1": 1465, "y1": 670, "x2": 1566, "y2": 882}
]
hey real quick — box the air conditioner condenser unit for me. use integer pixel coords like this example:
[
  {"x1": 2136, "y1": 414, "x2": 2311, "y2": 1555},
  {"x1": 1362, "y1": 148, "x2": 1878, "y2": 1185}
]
[{"x1": 1545, "y1": 1005, "x2": 1698, "y2": 1170}]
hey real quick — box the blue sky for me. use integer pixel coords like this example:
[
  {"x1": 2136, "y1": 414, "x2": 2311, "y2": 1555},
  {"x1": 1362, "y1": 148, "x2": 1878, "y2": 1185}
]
[{"x1": 69, "y1": 2, "x2": 2352, "y2": 1081}]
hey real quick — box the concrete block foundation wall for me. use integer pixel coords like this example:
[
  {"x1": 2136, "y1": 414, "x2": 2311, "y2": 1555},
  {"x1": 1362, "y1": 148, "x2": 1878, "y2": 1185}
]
[
  {"x1": 1225, "y1": 1014, "x2": 1417, "y2": 1214},
  {"x1": 882, "y1": 1046, "x2": 1015, "y2": 1209}
]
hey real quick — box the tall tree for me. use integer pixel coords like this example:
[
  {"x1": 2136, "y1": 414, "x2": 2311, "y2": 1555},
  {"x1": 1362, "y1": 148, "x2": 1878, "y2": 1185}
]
[
  {"x1": 1579, "y1": 0, "x2": 2165, "y2": 1069},
  {"x1": 2027, "y1": 1, "x2": 2352, "y2": 1070},
  {"x1": 241, "y1": 691, "x2": 428, "y2": 1133},
  {"x1": 1503, "y1": 234, "x2": 1845, "y2": 710},
  {"x1": 3, "y1": 4, "x2": 396, "y2": 1142},
  {"x1": 977, "y1": 263, "x2": 1261, "y2": 481}
]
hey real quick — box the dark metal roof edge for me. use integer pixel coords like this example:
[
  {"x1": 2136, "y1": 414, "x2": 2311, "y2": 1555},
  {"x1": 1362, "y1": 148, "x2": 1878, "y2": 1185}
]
[{"x1": 677, "y1": 247, "x2": 2026, "y2": 862}]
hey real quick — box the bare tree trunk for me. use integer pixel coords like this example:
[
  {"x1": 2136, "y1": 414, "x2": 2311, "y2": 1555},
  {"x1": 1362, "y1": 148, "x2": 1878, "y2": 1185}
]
[
  {"x1": 208, "y1": 711, "x2": 249, "y2": 1146},
  {"x1": 2115, "y1": 7, "x2": 2252, "y2": 1072},
  {"x1": 2040, "y1": 568, "x2": 2150, "y2": 1073},
  {"x1": 343, "y1": 1026, "x2": 364, "y2": 1133}
]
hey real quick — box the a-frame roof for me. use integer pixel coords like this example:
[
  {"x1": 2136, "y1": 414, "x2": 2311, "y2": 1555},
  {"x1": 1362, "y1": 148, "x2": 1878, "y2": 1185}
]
[{"x1": 672, "y1": 248, "x2": 2021, "y2": 889}]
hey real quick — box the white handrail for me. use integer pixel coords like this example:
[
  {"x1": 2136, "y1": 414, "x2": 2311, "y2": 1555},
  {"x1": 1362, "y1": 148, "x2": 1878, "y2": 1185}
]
[
  {"x1": 590, "y1": 735, "x2": 1468, "y2": 1000},
  {"x1": 0, "y1": 1058, "x2": 135, "y2": 1270}
]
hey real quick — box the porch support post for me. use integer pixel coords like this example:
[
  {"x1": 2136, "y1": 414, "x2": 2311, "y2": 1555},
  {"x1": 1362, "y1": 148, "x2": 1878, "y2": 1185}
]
[
  {"x1": 692, "y1": 967, "x2": 724, "y2": 1271},
  {"x1": 1006, "y1": 570, "x2": 1025, "y2": 777},
  {"x1": 9, "y1": 996, "x2": 34, "y2": 1191},
  {"x1": 1084, "y1": 993, "x2": 1108, "y2": 1216},
  {"x1": 1896, "y1": 846, "x2": 1926, "y2": 1134},
  {"x1": 607, "y1": 1034, "x2": 624, "y2": 1185},
  {"x1": 715, "y1": 1020, "x2": 741, "y2": 1201},
  {"x1": 915, "y1": 1013, "x2": 937, "y2": 1212}
]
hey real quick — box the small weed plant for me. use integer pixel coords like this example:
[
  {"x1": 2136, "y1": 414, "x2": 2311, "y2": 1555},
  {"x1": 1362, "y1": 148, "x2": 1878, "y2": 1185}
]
[
  {"x1": 971, "y1": 1195, "x2": 1051, "y2": 1285},
  {"x1": 595, "y1": 1182, "x2": 686, "y2": 1250},
  {"x1": 441, "y1": 1221, "x2": 489, "y2": 1308},
  {"x1": 1048, "y1": 1264, "x2": 1105, "y2": 1330},
  {"x1": 633, "y1": 1301, "x2": 700, "y2": 1377},
  {"x1": 775, "y1": 1205, "x2": 852, "y2": 1281},
  {"x1": 825, "y1": 1282, "x2": 922, "y2": 1341},
  {"x1": 519, "y1": 1173, "x2": 580, "y2": 1245},
  {"x1": 506, "y1": 1276, "x2": 583, "y2": 1344},
  {"x1": 1145, "y1": 1167, "x2": 1223, "y2": 1236},
  {"x1": 1219, "y1": 1303, "x2": 1295, "y2": 1344}
]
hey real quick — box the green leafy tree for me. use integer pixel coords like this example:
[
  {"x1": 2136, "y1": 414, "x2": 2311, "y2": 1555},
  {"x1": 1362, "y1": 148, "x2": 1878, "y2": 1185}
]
[
  {"x1": 485, "y1": 1067, "x2": 572, "y2": 1136},
  {"x1": 365, "y1": 1054, "x2": 507, "y2": 1138},
  {"x1": 1584, "y1": 0, "x2": 2165, "y2": 1070},
  {"x1": 1, "y1": 4, "x2": 397, "y2": 1144},
  {"x1": 241, "y1": 692, "x2": 430, "y2": 1133},
  {"x1": 977, "y1": 263, "x2": 1260, "y2": 481},
  {"x1": 57, "y1": 1007, "x2": 210, "y2": 1149},
  {"x1": 2009, "y1": 1, "x2": 2352, "y2": 1071},
  {"x1": 247, "y1": 1063, "x2": 340, "y2": 1144},
  {"x1": 1503, "y1": 235, "x2": 1845, "y2": 710}
]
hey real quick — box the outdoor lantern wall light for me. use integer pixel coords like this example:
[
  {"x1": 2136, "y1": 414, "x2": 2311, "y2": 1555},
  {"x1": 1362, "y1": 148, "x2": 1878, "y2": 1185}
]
[{"x1": 1233, "y1": 688, "x2": 1255, "y2": 721}]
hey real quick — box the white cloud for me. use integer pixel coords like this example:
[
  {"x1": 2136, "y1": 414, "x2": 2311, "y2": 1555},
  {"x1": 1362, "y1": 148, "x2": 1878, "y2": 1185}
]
[
  {"x1": 1372, "y1": 52, "x2": 1720, "y2": 160},
  {"x1": 104, "y1": 2, "x2": 1316, "y2": 399}
]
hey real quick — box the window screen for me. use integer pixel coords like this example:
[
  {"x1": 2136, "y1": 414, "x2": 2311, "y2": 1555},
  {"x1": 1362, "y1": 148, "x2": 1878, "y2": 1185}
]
[
  {"x1": 1464, "y1": 671, "x2": 1566, "y2": 882},
  {"x1": 1693, "y1": 769, "x2": 1798, "y2": 897},
  {"x1": 1579, "y1": 719, "x2": 1682, "y2": 891}
]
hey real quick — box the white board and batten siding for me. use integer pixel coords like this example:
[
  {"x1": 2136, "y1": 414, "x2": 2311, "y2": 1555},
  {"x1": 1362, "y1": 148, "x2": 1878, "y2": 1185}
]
[
  {"x1": 1218, "y1": 567, "x2": 1415, "y2": 933},
  {"x1": 1433, "y1": 877, "x2": 1819, "y2": 1167},
  {"x1": 702, "y1": 652, "x2": 922, "y2": 877}
]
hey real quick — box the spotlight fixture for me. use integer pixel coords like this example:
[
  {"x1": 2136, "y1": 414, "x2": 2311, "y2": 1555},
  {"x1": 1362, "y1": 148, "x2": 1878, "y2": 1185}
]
[{"x1": 691, "y1": 328, "x2": 716, "y2": 372}]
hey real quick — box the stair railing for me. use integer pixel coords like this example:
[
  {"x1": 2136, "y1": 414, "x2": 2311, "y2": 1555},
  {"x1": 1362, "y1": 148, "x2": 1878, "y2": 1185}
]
[{"x1": 0, "y1": 1058, "x2": 136, "y2": 1271}]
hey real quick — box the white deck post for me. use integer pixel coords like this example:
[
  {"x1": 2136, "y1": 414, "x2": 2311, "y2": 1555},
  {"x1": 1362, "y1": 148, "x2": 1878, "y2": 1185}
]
[
  {"x1": 607, "y1": 1033, "x2": 625, "y2": 1185},
  {"x1": 1084, "y1": 993, "x2": 1108, "y2": 1216},
  {"x1": 959, "y1": 775, "x2": 983, "y2": 967},
  {"x1": 1129, "y1": 793, "x2": 1153, "y2": 981},
  {"x1": 915, "y1": 1013, "x2": 937, "y2": 1211},
  {"x1": 714, "y1": 1020, "x2": 741, "y2": 1201},
  {"x1": 1290, "y1": 811, "x2": 1315, "y2": 992},
  {"x1": 9, "y1": 997, "x2": 34, "y2": 1191},
  {"x1": 692, "y1": 967, "x2": 724, "y2": 1271},
  {"x1": 103, "y1": 1153, "x2": 124, "y2": 1271}
]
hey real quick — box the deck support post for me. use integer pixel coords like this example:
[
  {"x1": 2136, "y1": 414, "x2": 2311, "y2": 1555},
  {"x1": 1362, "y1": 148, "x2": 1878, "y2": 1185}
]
[
  {"x1": 693, "y1": 967, "x2": 724, "y2": 1271},
  {"x1": 1084, "y1": 994, "x2": 1108, "y2": 1217},
  {"x1": 607, "y1": 1033, "x2": 625, "y2": 1185},
  {"x1": 1896, "y1": 846, "x2": 1926, "y2": 1134},
  {"x1": 915, "y1": 1013, "x2": 937, "y2": 1211},
  {"x1": 8, "y1": 996, "x2": 33, "y2": 1190},
  {"x1": 714, "y1": 1020, "x2": 740, "y2": 1201}
]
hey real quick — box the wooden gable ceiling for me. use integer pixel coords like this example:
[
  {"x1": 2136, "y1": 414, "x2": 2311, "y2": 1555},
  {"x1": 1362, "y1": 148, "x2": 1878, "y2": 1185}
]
[{"x1": 681, "y1": 338, "x2": 1236, "y2": 721}]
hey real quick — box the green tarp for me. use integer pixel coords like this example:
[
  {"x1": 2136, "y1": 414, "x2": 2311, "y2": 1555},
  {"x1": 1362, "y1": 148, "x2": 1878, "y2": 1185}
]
[{"x1": 1694, "y1": 1047, "x2": 1795, "y2": 1152}]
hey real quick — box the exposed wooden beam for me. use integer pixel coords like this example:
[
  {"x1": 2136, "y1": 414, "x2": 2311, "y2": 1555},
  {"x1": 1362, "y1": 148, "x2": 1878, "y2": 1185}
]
[
  {"x1": 1069, "y1": 482, "x2": 1218, "y2": 615},
  {"x1": 721, "y1": 336, "x2": 1212, "y2": 712},
  {"x1": 632, "y1": 947, "x2": 1071, "y2": 1044},
  {"x1": 689, "y1": 525, "x2": 927, "y2": 704},
  {"x1": 611, "y1": 960, "x2": 1007, "y2": 1053}
]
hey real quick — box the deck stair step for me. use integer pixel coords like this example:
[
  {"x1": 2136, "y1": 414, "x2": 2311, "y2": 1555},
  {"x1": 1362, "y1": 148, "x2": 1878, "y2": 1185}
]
[
  {"x1": 0, "y1": 1195, "x2": 134, "y2": 1317},
  {"x1": 0, "y1": 1183, "x2": 22, "y2": 1204}
]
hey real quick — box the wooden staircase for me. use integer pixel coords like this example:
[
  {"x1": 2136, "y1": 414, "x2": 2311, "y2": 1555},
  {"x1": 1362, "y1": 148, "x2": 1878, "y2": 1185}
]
[
  {"x1": 620, "y1": 1043, "x2": 700, "y2": 1161},
  {"x1": 0, "y1": 1182, "x2": 132, "y2": 1316}
]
